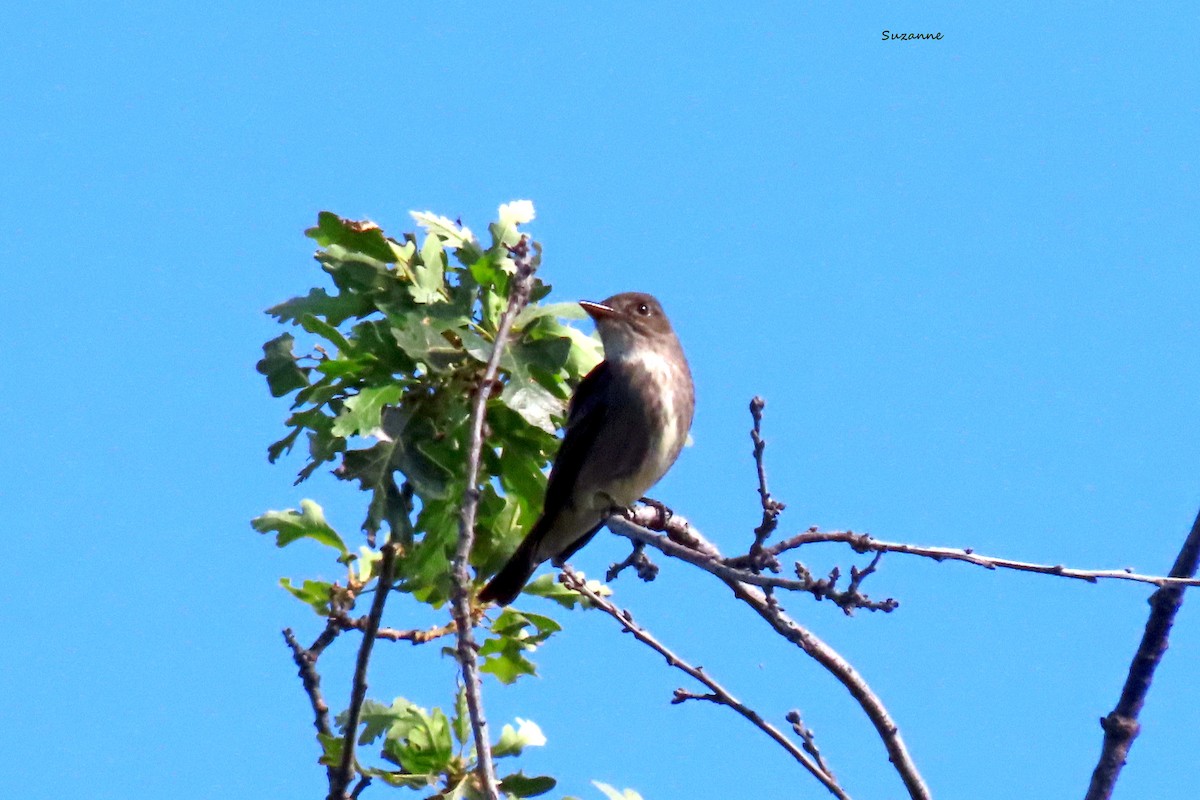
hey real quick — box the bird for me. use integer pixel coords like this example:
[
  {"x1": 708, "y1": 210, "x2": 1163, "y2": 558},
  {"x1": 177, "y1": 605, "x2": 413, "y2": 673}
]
[{"x1": 478, "y1": 291, "x2": 695, "y2": 606}]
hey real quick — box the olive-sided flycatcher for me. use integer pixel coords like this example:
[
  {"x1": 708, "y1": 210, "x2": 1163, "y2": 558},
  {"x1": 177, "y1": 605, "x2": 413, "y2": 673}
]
[{"x1": 479, "y1": 292, "x2": 694, "y2": 606}]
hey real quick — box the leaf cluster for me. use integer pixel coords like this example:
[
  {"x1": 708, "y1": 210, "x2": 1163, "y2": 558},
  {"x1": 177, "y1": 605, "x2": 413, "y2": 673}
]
[
  {"x1": 321, "y1": 693, "x2": 554, "y2": 799},
  {"x1": 254, "y1": 203, "x2": 615, "y2": 798},
  {"x1": 255, "y1": 203, "x2": 600, "y2": 602}
]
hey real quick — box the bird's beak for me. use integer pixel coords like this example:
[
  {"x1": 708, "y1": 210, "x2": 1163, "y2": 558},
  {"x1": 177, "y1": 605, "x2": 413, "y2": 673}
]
[{"x1": 579, "y1": 300, "x2": 616, "y2": 320}]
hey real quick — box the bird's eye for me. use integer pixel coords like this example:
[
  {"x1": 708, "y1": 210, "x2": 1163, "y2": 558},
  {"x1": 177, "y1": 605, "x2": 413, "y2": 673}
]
[{"x1": 637, "y1": 303, "x2": 650, "y2": 316}]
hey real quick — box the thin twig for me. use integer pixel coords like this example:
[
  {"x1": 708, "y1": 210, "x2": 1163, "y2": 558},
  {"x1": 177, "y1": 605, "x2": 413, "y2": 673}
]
[
  {"x1": 607, "y1": 541, "x2": 659, "y2": 582},
  {"x1": 331, "y1": 612, "x2": 456, "y2": 645},
  {"x1": 609, "y1": 514, "x2": 896, "y2": 614},
  {"x1": 283, "y1": 628, "x2": 333, "y2": 739},
  {"x1": 309, "y1": 619, "x2": 342, "y2": 658},
  {"x1": 331, "y1": 541, "x2": 400, "y2": 800},
  {"x1": 740, "y1": 528, "x2": 1200, "y2": 589},
  {"x1": 349, "y1": 776, "x2": 372, "y2": 800},
  {"x1": 1085, "y1": 506, "x2": 1200, "y2": 800},
  {"x1": 605, "y1": 512, "x2": 931, "y2": 800},
  {"x1": 787, "y1": 709, "x2": 834, "y2": 779},
  {"x1": 451, "y1": 236, "x2": 538, "y2": 800},
  {"x1": 748, "y1": 396, "x2": 786, "y2": 571},
  {"x1": 726, "y1": 579, "x2": 931, "y2": 800},
  {"x1": 559, "y1": 567, "x2": 851, "y2": 800}
]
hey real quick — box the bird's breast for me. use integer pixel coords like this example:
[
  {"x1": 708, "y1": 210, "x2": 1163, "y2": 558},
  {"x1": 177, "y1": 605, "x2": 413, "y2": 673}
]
[{"x1": 599, "y1": 348, "x2": 694, "y2": 506}]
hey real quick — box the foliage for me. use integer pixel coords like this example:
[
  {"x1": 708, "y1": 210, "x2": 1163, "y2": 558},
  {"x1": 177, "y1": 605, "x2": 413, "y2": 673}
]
[{"x1": 255, "y1": 203, "x2": 622, "y2": 798}]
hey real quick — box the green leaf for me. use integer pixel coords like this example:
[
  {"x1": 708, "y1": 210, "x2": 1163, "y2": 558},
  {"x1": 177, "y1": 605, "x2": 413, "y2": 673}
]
[
  {"x1": 251, "y1": 500, "x2": 348, "y2": 555},
  {"x1": 514, "y1": 301, "x2": 586, "y2": 328},
  {"x1": 331, "y1": 385, "x2": 404, "y2": 439},
  {"x1": 500, "y1": 380, "x2": 563, "y2": 434},
  {"x1": 479, "y1": 644, "x2": 536, "y2": 684},
  {"x1": 493, "y1": 718, "x2": 547, "y2": 758},
  {"x1": 523, "y1": 573, "x2": 589, "y2": 608},
  {"x1": 306, "y1": 211, "x2": 396, "y2": 263},
  {"x1": 337, "y1": 406, "x2": 455, "y2": 505},
  {"x1": 452, "y1": 685, "x2": 469, "y2": 746},
  {"x1": 299, "y1": 312, "x2": 353, "y2": 354},
  {"x1": 380, "y1": 704, "x2": 454, "y2": 775},
  {"x1": 356, "y1": 697, "x2": 418, "y2": 744},
  {"x1": 499, "y1": 773, "x2": 556, "y2": 798},
  {"x1": 412, "y1": 233, "x2": 448, "y2": 304},
  {"x1": 256, "y1": 333, "x2": 310, "y2": 398},
  {"x1": 468, "y1": 252, "x2": 507, "y2": 293},
  {"x1": 410, "y1": 210, "x2": 478, "y2": 253},
  {"x1": 279, "y1": 577, "x2": 332, "y2": 615},
  {"x1": 317, "y1": 733, "x2": 343, "y2": 768},
  {"x1": 267, "y1": 286, "x2": 371, "y2": 327}
]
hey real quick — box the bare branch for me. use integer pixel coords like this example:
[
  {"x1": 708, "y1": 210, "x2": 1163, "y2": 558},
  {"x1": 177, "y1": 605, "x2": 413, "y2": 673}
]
[
  {"x1": 559, "y1": 567, "x2": 851, "y2": 800},
  {"x1": 724, "y1": 579, "x2": 931, "y2": 800},
  {"x1": 787, "y1": 709, "x2": 835, "y2": 780},
  {"x1": 331, "y1": 613, "x2": 455, "y2": 645},
  {"x1": 451, "y1": 235, "x2": 538, "y2": 800},
  {"x1": 349, "y1": 776, "x2": 372, "y2": 800},
  {"x1": 747, "y1": 528, "x2": 1200, "y2": 589},
  {"x1": 282, "y1": 628, "x2": 333, "y2": 739},
  {"x1": 609, "y1": 513, "x2": 896, "y2": 614},
  {"x1": 605, "y1": 512, "x2": 931, "y2": 800},
  {"x1": 331, "y1": 541, "x2": 400, "y2": 800},
  {"x1": 748, "y1": 396, "x2": 786, "y2": 571},
  {"x1": 606, "y1": 541, "x2": 659, "y2": 583},
  {"x1": 1085, "y1": 506, "x2": 1200, "y2": 800}
]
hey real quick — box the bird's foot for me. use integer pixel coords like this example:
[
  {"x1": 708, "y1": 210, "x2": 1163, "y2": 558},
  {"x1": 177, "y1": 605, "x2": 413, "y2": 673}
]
[{"x1": 635, "y1": 496, "x2": 674, "y2": 529}]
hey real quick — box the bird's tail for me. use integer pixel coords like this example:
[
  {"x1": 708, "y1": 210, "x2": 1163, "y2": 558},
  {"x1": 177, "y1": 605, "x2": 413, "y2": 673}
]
[{"x1": 478, "y1": 530, "x2": 542, "y2": 606}]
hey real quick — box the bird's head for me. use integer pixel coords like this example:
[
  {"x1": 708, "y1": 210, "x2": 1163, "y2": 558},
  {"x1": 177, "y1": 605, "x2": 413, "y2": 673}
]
[{"x1": 579, "y1": 292, "x2": 677, "y2": 360}]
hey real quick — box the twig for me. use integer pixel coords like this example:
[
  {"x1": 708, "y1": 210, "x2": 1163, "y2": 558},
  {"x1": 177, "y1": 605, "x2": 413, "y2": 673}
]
[
  {"x1": 309, "y1": 619, "x2": 342, "y2": 658},
  {"x1": 350, "y1": 776, "x2": 372, "y2": 799},
  {"x1": 559, "y1": 567, "x2": 851, "y2": 800},
  {"x1": 609, "y1": 514, "x2": 896, "y2": 614},
  {"x1": 748, "y1": 396, "x2": 786, "y2": 571},
  {"x1": 606, "y1": 541, "x2": 659, "y2": 582},
  {"x1": 1084, "y1": 506, "x2": 1200, "y2": 800},
  {"x1": 725, "y1": 579, "x2": 931, "y2": 800},
  {"x1": 331, "y1": 613, "x2": 456, "y2": 645},
  {"x1": 787, "y1": 709, "x2": 834, "y2": 779},
  {"x1": 792, "y1": 556, "x2": 900, "y2": 615},
  {"x1": 451, "y1": 235, "x2": 538, "y2": 800},
  {"x1": 740, "y1": 528, "x2": 1200, "y2": 589},
  {"x1": 604, "y1": 512, "x2": 931, "y2": 800},
  {"x1": 283, "y1": 628, "x2": 333, "y2": 739},
  {"x1": 331, "y1": 541, "x2": 400, "y2": 800}
]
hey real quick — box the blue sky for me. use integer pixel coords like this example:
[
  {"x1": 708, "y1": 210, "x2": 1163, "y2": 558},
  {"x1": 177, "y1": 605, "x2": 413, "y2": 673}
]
[{"x1": 4, "y1": 3, "x2": 1197, "y2": 799}]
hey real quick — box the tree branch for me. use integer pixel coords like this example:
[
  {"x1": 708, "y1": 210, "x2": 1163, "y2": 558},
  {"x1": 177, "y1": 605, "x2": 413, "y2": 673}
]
[
  {"x1": 740, "y1": 528, "x2": 1200, "y2": 589},
  {"x1": 1084, "y1": 506, "x2": 1200, "y2": 800},
  {"x1": 559, "y1": 567, "x2": 851, "y2": 800},
  {"x1": 724, "y1": 578, "x2": 931, "y2": 800},
  {"x1": 331, "y1": 612, "x2": 455, "y2": 645},
  {"x1": 282, "y1": 628, "x2": 333, "y2": 744},
  {"x1": 608, "y1": 513, "x2": 896, "y2": 614},
  {"x1": 451, "y1": 236, "x2": 538, "y2": 800},
  {"x1": 747, "y1": 396, "x2": 786, "y2": 570},
  {"x1": 331, "y1": 541, "x2": 400, "y2": 800},
  {"x1": 605, "y1": 512, "x2": 931, "y2": 800}
]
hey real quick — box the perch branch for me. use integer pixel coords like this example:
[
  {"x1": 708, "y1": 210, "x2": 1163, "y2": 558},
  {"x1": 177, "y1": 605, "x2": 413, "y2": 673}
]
[{"x1": 605, "y1": 512, "x2": 930, "y2": 800}]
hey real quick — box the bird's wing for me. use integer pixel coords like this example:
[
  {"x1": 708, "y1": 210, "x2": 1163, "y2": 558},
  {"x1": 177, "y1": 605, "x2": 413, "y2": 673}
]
[{"x1": 539, "y1": 360, "x2": 612, "y2": 517}]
